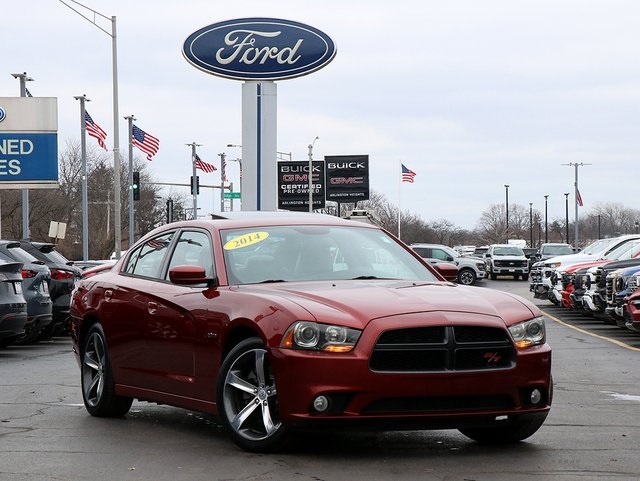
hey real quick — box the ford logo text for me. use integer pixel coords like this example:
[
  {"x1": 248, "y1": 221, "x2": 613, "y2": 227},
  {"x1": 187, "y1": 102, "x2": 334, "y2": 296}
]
[{"x1": 183, "y1": 18, "x2": 336, "y2": 81}]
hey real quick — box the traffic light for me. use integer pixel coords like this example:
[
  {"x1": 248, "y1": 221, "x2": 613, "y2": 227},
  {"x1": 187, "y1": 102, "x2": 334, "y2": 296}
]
[
  {"x1": 190, "y1": 175, "x2": 200, "y2": 195},
  {"x1": 132, "y1": 171, "x2": 140, "y2": 201}
]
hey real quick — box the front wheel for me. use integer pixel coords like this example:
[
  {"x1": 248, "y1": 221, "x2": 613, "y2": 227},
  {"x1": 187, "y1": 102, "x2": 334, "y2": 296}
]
[
  {"x1": 81, "y1": 324, "x2": 132, "y2": 417},
  {"x1": 218, "y1": 338, "x2": 289, "y2": 452},
  {"x1": 457, "y1": 268, "x2": 477, "y2": 285}
]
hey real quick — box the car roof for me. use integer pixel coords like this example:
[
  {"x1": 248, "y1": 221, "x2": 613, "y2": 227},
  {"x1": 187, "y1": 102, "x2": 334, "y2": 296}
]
[{"x1": 160, "y1": 212, "x2": 378, "y2": 231}]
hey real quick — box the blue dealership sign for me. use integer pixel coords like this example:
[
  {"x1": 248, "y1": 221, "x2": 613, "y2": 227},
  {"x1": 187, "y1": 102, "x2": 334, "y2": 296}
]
[
  {"x1": 0, "y1": 133, "x2": 58, "y2": 185},
  {"x1": 183, "y1": 18, "x2": 337, "y2": 80}
]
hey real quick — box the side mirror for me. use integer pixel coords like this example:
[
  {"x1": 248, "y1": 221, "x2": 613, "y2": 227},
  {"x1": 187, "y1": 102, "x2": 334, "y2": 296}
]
[
  {"x1": 169, "y1": 265, "x2": 218, "y2": 288},
  {"x1": 446, "y1": 255, "x2": 454, "y2": 262},
  {"x1": 433, "y1": 262, "x2": 458, "y2": 282}
]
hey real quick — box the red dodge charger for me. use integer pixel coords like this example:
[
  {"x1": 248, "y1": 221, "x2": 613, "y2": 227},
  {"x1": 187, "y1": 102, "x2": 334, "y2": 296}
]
[{"x1": 70, "y1": 212, "x2": 552, "y2": 452}]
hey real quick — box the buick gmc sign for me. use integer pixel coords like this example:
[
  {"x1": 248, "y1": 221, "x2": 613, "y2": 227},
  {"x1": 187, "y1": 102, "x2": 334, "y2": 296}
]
[{"x1": 182, "y1": 18, "x2": 336, "y2": 80}]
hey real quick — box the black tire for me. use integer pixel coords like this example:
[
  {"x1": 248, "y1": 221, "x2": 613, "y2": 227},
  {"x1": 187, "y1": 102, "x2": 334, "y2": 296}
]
[
  {"x1": 490, "y1": 273, "x2": 497, "y2": 280},
  {"x1": 459, "y1": 413, "x2": 548, "y2": 444},
  {"x1": 12, "y1": 324, "x2": 42, "y2": 345},
  {"x1": 522, "y1": 274, "x2": 529, "y2": 281},
  {"x1": 457, "y1": 268, "x2": 477, "y2": 286},
  {"x1": 514, "y1": 275, "x2": 520, "y2": 280},
  {"x1": 81, "y1": 323, "x2": 133, "y2": 417},
  {"x1": 217, "y1": 337, "x2": 289, "y2": 452}
]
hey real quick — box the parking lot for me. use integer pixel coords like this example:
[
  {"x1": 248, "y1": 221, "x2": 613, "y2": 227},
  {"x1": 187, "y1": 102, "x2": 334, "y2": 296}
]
[{"x1": 1, "y1": 279, "x2": 639, "y2": 481}]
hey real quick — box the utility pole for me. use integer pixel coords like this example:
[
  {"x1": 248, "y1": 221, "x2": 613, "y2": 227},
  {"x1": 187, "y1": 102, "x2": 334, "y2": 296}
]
[
  {"x1": 564, "y1": 193, "x2": 570, "y2": 244},
  {"x1": 544, "y1": 195, "x2": 549, "y2": 243}
]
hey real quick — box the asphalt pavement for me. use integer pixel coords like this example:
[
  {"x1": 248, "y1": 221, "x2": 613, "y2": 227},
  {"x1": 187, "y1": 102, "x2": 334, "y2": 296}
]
[{"x1": 1, "y1": 279, "x2": 639, "y2": 481}]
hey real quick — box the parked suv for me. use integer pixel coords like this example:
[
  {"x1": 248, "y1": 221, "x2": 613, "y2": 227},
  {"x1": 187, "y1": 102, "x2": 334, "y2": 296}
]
[
  {"x1": 410, "y1": 243, "x2": 486, "y2": 285},
  {"x1": 16, "y1": 241, "x2": 81, "y2": 337},
  {"x1": 485, "y1": 244, "x2": 530, "y2": 280},
  {"x1": 0, "y1": 260, "x2": 28, "y2": 348},
  {"x1": 0, "y1": 241, "x2": 52, "y2": 344}
]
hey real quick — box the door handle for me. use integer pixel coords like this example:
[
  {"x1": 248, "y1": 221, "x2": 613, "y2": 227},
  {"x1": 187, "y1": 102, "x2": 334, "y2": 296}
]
[
  {"x1": 104, "y1": 289, "x2": 113, "y2": 301},
  {"x1": 148, "y1": 301, "x2": 158, "y2": 315}
]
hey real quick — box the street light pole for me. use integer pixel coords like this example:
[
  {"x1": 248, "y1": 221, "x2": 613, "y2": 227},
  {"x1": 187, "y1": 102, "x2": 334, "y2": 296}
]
[
  {"x1": 74, "y1": 94, "x2": 90, "y2": 260},
  {"x1": 564, "y1": 193, "x2": 570, "y2": 244},
  {"x1": 544, "y1": 195, "x2": 549, "y2": 243},
  {"x1": 308, "y1": 137, "x2": 319, "y2": 212},
  {"x1": 11, "y1": 72, "x2": 34, "y2": 240},
  {"x1": 504, "y1": 184, "x2": 509, "y2": 242},
  {"x1": 59, "y1": 1, "x2": 122, "y2": 258}
]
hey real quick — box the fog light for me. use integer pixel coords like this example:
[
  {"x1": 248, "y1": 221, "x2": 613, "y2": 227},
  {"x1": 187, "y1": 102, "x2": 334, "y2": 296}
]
[
  {"x1": 530, "y1": 388, "x2": 542, "y2": 405},
  {"x1": 313, "y1": 395, "x2": 330, "y2": 413}
]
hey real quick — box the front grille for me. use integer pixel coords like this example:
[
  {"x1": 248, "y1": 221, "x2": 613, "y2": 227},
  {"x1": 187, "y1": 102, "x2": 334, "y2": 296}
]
[
  {"x1": 628, "y1": 276, "x2": 639, "y2": 295},
  {"x1": 606, "y1": 276, "x2": 614, "y2": 303},
  {"x1": 370, "y1": 326, "x2": 515, "y2": 372},
  {"x1": 494, "y1": 260, "x2": 528, "y2": 268}
]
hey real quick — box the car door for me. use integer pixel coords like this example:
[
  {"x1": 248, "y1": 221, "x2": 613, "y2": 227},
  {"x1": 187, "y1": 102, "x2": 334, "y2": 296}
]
[{"x1": 105, "y1": 231, "x2": 199, "y2": 395}]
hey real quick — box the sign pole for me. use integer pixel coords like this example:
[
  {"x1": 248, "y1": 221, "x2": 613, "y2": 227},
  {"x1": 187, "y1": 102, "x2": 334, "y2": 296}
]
[{"x1": 11, "y1": 72, "x2": 33, "y2": 239}]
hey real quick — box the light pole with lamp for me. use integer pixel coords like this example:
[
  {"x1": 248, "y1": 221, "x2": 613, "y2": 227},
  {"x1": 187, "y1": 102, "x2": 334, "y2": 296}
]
[
  {"x1": 564, "y1": 193, "x2": 570, "y2": 243},
  {"x1": 60, "y1": 0, "x2": 123, "y2": 258},
  {"x1": 544, "y1": 195, "x2": 549, "y2": 243},
  {"x1": 504, "y1": 184, "x2": 509, "y2": 242},
  {"x1": 11, "y1": 72, "x2": 34, "y2": 239},
  {"x1": 308, "y1": 137, "x2": 319, "y2": 212}
]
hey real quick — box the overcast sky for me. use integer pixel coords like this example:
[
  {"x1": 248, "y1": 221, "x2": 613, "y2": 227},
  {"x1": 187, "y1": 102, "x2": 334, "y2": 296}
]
[{"x1": 3, "y1": 0, "x2": 640, "y2": 229}]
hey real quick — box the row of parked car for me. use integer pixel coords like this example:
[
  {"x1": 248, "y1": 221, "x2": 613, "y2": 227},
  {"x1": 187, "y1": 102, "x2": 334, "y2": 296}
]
[
  {"x1": 528, "y1": 235, "x2": 640, "y2": 334},
  {"x1": 0, "y1": 241, "x2": 84, "y2": 347}
]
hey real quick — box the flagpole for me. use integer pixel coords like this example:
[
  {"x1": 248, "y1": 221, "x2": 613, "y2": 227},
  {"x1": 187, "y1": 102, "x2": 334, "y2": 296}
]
[
  {"x1": 563, "y1": 161, "x2": 591, "y2": 249},
  {"x1": 74, "y1": 94, "x2": 90, "y2": 260},
  {"x1": 125, "y1": 114, "x2": 136, "y2": 245},
  {"x1": 187, "y1": 142, "x2": 202, "y2": 219},
  {"x1": 398, "y1": 160, "x2": 402, "y2": 240}
]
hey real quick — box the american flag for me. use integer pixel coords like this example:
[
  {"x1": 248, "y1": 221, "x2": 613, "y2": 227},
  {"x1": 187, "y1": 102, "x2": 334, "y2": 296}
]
[
  {"x1": 401, "y1": 163, "x2": 416, "y2": 183},
  {"x1": 194, "y1": 153, "x2": 216, "y2": 173},
  {"x1": 132, "y1": 124, "x2": 159, "y2": 160},
  {"x1": 85, "y1": 111, "x2": 108, "y2": 151},
  {"x1": 577, "y1": 189, "x2": 584, "y2": 207}
]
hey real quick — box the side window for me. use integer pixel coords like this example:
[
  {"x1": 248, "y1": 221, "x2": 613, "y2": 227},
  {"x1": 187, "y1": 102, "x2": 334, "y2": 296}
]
[
  {"x1": 432, "y1": 249, "x2": 448, "y2": 261},
  {"x1": 412, "y1": 247, "x2": 429, "y2": 258},
  {"x1": 126, "y1": 232, "x2": 174, "y2": 279},
  {"x1": 166, "y1": 230, "x2": 213, "y2": 280}
]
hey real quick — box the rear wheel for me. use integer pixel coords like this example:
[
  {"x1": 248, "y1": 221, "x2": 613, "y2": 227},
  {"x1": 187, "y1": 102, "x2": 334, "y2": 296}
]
[
  {"x1": 81, "y1": 323, "x2": 132, "y2": 417},
  {"x1": 217, "y1": 337, "x2": 289, "y2": 452}
]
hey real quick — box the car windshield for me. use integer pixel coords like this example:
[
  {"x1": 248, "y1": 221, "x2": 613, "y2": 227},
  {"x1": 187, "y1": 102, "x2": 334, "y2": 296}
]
[
  {"x1": 493, "y1": 246, "x2": 524, "y2": 256},
  {"x1": 7, "y1": 246, "x2": 40, "y2": 263},
  {"x1": 582, "y1": 238, "x2": 616, "y2": 255},
  {"x1": 604, "y1": 239, "x2": 640, "y2": 260},
  {"x1": 41, "y1": 249, "x2": 71, "y2": 265},
  {"x1": 542, "y1": 245, "x2": 573, "y2": 256},
  {"x1": 221, "y1": 225, "x2": 440, "y2": 285}
]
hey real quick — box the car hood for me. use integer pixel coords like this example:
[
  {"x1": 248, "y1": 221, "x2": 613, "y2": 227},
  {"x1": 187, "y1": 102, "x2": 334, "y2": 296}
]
[{"x1": 242, "y1": 280, "x2": 538, "y2": 330}]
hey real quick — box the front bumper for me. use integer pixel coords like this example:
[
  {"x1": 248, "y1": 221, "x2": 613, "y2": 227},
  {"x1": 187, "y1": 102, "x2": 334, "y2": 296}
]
[{"x1": 269, "y1": 319, "x2": 552, "y2": 428}]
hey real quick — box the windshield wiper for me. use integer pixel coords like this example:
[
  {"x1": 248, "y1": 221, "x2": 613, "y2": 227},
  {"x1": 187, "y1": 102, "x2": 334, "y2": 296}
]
[
  {"x1": 257, "y1": 279, "x2": 287, "y2": 284},
  {"x1": 351, "y1": 275, "x2": 396, "y2": 280}
]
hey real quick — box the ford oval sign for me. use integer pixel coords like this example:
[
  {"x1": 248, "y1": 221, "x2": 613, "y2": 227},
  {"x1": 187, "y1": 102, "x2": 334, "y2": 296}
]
[{"x1": 182, "y1": 18, "x2": 336, "y2": 81}]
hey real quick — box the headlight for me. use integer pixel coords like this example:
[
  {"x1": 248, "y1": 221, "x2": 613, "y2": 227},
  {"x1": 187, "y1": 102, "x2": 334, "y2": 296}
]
[
  {"x1": 280, "y1": 321, "x2": 361, "y2": 353},
  {"x1": 546, "y1": 262, "x2": 561, "y2": 268},
  {"x1": 508, "y1": 316, "x2": 545, "y2": 349}
]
